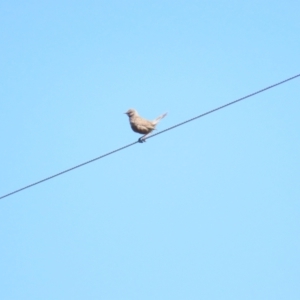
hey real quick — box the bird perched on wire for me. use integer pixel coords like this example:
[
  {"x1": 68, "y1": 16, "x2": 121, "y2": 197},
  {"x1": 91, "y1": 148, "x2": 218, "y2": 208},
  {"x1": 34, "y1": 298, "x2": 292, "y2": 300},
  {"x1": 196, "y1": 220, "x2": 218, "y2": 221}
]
[{"x1": 125, "y1": 109, "x2": 167, "y2": 143}]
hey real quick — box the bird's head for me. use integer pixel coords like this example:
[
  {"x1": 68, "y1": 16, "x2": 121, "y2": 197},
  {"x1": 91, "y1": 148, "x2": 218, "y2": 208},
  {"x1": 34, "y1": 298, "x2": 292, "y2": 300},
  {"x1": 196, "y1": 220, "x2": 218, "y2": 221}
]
[{"x1": 124, "y1": 109, "x2": 138, "y2": 117}]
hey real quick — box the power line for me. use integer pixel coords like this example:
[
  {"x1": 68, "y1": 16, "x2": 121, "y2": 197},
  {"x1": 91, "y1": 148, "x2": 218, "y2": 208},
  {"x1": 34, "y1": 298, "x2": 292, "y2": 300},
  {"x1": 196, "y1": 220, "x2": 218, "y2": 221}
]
[
  {"x1": 1, "y1": 74, "x2": 299, "y2": 200},
  {"x1": 0, "y1": 141, "x2": 139, "y2": 200},
  {"x1": 147, "y1": 73, "x2": 300, "y2": 140}
]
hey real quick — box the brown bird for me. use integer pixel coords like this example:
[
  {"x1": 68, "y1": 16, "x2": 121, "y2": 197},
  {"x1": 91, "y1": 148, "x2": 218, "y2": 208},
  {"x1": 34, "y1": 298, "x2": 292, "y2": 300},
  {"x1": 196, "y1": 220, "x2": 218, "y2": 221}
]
[{"x1": 125, "y1": 109, "x2": 167, "y2": 143}]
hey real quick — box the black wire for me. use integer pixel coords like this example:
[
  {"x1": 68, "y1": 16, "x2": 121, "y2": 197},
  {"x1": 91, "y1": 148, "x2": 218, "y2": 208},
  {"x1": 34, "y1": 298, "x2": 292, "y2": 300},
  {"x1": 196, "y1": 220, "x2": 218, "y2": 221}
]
[
  {"x1": 1, "y1": 74, "x2": 299, "y2": 200},
  {"x1": 0, "y1": 141, "x2": 138, "y2": 200},
  {"x1": 146, "y1": 74, "x2": 300, "y2": 140}
]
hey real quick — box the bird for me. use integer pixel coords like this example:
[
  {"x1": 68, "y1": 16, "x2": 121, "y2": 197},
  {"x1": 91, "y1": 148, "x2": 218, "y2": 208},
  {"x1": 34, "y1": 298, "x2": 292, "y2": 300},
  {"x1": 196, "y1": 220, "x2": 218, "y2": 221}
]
[{"x1": 125, "y1": 109, "x2": 167, "y2": 143}]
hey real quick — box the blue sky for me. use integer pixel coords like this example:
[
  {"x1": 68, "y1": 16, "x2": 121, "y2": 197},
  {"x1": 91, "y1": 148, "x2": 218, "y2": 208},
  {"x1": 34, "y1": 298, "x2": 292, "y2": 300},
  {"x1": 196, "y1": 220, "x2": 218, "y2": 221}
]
[{"x1": 1, "y1": 1, "x2": 300, "y2": 299}]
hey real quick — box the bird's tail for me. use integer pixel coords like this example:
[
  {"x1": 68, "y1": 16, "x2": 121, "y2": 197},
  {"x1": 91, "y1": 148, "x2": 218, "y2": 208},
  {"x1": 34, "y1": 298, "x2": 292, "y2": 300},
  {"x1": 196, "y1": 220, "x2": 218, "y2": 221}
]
[{"x1": 153, "y1": 112, "x2": 167, "y2": 125}]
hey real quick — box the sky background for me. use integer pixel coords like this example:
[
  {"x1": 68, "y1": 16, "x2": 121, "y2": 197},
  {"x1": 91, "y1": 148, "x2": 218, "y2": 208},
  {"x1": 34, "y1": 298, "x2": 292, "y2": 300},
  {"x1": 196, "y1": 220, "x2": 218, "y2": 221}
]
[{"x1": 1, "y1": 1, "x2": 300, "y2": 299}]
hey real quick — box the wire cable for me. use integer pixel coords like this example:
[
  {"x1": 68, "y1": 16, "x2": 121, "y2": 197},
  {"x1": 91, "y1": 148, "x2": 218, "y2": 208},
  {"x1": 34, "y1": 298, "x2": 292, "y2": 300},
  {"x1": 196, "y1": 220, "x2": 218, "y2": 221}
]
[
  {"x1": 1, "y1": 73, "x2": 299, "y2": 200},
  {"x1": 0, "y1": 141, "x2": 138, "y2": 200},
  {"x1": 147, "y1": 73, "x2": 300, "y2": 140}
]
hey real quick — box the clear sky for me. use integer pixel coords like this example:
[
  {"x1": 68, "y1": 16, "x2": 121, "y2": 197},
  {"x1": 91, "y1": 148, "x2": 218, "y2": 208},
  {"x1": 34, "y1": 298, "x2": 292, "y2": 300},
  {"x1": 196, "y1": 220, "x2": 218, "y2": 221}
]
[{"x1": 1, "y1": 1, "x2": 299, "y2": 299}]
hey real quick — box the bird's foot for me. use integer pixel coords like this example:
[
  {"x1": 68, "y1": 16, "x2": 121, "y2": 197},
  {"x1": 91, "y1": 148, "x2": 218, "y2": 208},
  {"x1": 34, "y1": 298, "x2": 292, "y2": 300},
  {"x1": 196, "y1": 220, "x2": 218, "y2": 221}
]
[{"x1": 138, "y1": 137, "x2": 146, "y2": 143}]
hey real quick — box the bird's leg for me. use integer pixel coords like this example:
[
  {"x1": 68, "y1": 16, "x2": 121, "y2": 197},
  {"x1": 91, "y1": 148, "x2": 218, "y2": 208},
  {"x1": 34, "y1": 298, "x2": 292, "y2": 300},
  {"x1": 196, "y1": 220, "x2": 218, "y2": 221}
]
[{"x1": 138, "y1": 133, "x2": 151, "y2": 143}]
